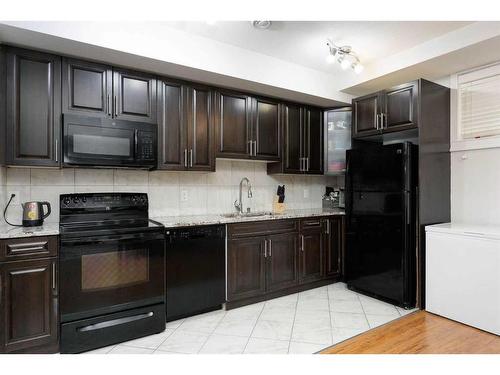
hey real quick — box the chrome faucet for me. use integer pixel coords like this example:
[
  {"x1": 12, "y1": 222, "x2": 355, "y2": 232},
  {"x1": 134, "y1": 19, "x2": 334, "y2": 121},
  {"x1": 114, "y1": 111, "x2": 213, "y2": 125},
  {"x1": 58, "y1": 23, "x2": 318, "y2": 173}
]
[{"x1": 234, "y1": 177, "x2": 253, "y2": 215}]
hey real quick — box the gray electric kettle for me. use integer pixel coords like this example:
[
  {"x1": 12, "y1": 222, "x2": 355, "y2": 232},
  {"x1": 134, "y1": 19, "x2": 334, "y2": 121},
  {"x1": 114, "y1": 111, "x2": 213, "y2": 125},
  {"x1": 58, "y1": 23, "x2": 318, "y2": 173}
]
[{"x1": 21, "y1": 201, "x2": 51, "y2": 227}]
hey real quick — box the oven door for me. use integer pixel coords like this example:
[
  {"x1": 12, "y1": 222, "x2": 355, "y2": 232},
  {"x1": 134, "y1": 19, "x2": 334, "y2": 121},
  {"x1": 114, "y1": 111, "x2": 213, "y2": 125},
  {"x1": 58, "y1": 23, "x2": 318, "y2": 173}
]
[
  {"x1": 59, "y1": 231, "x2": 165, "y2": 323},
  {"x1": 63, "y1": 114, "x2": 156, "y2": 168}
]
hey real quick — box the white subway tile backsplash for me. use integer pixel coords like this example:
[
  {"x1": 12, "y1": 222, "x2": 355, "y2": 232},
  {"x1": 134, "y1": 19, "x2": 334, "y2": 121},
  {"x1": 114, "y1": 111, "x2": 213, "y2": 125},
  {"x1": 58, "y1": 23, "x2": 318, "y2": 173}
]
[
  {"x1": 6, "y1": 168, "x2": 30, "y2": 185},
  {"x1": 75, "y1": 169, "x2": 114, "y2": 186},
  {"x1": 2, "y1": 163, "x2": 342, "y2": 224},
  {"x1": 31, "y1": 168, "x2": 75, "y2": 186},
  {"x1": 114, "y1": 170, "x2": 149, "y2": 185},
  {"x1": 148, "y1": 171, "x2": 179, "y2": 186}
]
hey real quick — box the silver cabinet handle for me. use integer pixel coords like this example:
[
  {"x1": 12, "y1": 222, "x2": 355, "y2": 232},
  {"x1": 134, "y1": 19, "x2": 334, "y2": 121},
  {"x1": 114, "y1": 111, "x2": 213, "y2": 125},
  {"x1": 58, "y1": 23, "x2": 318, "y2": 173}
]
[
  {"x1": 248, "y1": 140, "x2": 252, "y2": 156},
  {"x1": 306, "y1": 157, "x2": 309, "y2": 172},
  {"x1": 114, "y1": 95, "x2": 118, "y2": 117},
  {"x1": 300, "y1": 157, "x2": 304, "y2": 172},
  {"x1": 382, "y1": 113, "x2": 387, "y2": 129},
  {"x1": 107, "y1": 94, "x2": 111, "y2": 116},
  {"x1": 253, "y1": 140, "x2": 257, "y2": 157},
  {"x1": 184, "y1": 149, "x2": 188, "y2": 168},
  {"x1": 301, "y1": 235, "x2": 305, "y2": 252},
  {"x1": 52, "y1": 262, "x2": 56, "y2": 290},
  {"x1": 55, "y1": 139, "x2": 58, "y2": 163},
  {"x1": 268, "y1": 239, "x2": 272, "y2": 257},
  {"x1": 189, "y1": 149, "x2": 193, "y2": 167},
  {"x1": 376, "y1": 114, "x2": 380, "y2": 130},
  {"x1": 325, "y1": 220, "x2": 330, "y2": 234},
  {"x1": 264, "y1": 239, "x2": 267, "y2": 258}
]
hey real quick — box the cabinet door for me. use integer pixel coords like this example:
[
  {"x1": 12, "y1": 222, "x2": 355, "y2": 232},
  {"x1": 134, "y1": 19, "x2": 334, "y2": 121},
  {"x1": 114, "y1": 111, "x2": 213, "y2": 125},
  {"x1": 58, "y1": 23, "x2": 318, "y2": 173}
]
[
  {"x1": 252, "y1": 97, "x2": 280, "y2": 161},
  {"x1": 0, "y1": 259, "x2": 58, "y2": 353},
  {"x1": 157, "y1": 80, "x2": 187, "y2": 170},
  {"x1": 227, "y1": 237, "x2": 266, "y2": 301},
  {"x1": 353, "y1": 93, "x2": 380, "y2": 138},
  {"x1": 282, "y1": 103, "x2": 303, "y2": 173},
  {"x1": 113, "y1": 68, "x2": 157, "y2": 123},
  {"x1": 304, "y1": 107, "x2": 323, "y2": 174},
  {"x1": 299, "y1": 228, "x2": 324, "y2": 284},
  {"x1": 382, "y1": 81, "x2": 418, "y2": 132},
  {"x1": 324, "y1": 108, "x2": 351, "y2": 174},
  {"x1": 324, "y1": 217, "x2": 343, "y2": 277},
  {"x1": 5, "y1": 47, "x2": 61, "y2": 167},
  {"x1": 186, "y1": 85, "x2": 215, "y2": 171},
  {"x1": 215, "y1": 91, "x2": 252, "y2": 159},
  {"x1": 266, "y1": 233, "x2": 298, "y2": 292},
  {"x1": 62, "y1": 58, "x2": 112, "y2": 118}
]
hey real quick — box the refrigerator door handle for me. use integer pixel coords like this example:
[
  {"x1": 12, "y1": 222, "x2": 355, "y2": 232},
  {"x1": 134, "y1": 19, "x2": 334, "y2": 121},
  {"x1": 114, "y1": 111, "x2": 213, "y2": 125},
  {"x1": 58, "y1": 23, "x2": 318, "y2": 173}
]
[{"x1": 405, "y1": 191, "x2": 411, "y2": 224}]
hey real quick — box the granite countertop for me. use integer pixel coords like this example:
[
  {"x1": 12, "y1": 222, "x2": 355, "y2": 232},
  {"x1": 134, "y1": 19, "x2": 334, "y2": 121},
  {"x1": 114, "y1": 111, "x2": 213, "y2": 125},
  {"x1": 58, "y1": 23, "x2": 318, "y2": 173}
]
[
  {"x1": 152, "y1": 208, "x2": 345, "y2": 229},
  {"x1": 0, "y1": 208, "x2": 345, "y2": 238},
  {"x1": 0, "y1": 223, "x2": 60, "y2": 239}
]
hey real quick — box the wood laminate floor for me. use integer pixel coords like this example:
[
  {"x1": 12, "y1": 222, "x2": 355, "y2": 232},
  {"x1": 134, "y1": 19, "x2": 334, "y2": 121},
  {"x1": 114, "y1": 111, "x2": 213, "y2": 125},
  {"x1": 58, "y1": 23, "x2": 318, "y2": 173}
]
[{"x1": 320, "y1": 310, "x2": 500, "y2": 354}]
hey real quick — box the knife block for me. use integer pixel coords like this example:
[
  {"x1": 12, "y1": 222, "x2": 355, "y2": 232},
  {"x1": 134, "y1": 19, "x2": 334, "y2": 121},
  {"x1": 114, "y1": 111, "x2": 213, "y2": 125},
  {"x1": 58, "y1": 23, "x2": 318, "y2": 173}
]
[{"x1": 273, "y1": 197, "x2": 286, "y2": 214}]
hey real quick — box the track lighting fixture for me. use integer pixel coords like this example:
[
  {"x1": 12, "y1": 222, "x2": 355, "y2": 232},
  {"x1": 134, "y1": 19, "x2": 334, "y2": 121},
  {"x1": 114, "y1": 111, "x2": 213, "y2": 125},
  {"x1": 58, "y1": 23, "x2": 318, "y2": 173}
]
[{"x1": 326, "y1": 39, "x2": 364, "y2": 74}]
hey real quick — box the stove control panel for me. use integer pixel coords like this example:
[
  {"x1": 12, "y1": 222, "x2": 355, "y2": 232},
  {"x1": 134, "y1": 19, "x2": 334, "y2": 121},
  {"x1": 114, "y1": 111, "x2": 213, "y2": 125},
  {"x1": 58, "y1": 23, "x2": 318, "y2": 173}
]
[{"x1": 60, "y1": 193, "x2": 149, "y2": 209}]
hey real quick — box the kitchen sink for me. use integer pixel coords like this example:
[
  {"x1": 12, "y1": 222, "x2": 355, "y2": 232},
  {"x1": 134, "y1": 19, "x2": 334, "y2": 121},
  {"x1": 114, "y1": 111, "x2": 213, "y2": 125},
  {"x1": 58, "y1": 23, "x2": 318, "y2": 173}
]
[{"x1": 221, "y1": 211, "x2": 274, "y2": 218}]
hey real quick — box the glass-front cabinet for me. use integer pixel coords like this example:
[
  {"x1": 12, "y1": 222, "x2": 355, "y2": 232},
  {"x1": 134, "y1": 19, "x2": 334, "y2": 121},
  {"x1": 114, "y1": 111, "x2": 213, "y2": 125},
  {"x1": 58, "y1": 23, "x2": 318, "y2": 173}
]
[{"x1": 324, "y1": 108, "x2": 352, "y2": 174}]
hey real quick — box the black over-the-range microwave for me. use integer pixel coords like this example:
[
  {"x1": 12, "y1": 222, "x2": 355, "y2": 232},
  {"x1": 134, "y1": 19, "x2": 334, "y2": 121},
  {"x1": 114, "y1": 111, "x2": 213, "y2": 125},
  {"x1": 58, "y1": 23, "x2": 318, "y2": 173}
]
[{"x1": 63, "y1": 114, "x2": 157, "y2": 169}]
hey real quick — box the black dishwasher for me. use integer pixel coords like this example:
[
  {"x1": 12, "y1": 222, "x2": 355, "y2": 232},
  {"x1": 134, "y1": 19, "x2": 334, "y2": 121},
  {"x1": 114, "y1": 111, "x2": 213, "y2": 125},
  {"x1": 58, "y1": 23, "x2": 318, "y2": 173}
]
[{"x1": 166, "y1": 225, "x2": 226, "y2": 321}]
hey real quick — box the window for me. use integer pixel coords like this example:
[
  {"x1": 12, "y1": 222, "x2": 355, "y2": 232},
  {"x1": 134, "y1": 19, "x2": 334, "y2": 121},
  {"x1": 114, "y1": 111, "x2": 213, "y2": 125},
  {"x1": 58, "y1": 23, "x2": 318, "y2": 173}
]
[{"x1": 452, "y1": 62, "x2": 500, "y2": 151}]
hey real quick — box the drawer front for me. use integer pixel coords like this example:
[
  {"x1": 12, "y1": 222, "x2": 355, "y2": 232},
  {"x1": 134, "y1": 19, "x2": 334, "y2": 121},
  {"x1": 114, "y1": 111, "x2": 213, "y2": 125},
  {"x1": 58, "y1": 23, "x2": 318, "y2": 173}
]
[
  {"x1": 228, "y1": 219, "x2": 298, "y2": 238},
  {"x1": 300, "y1": 218, "x2": 323, "y2": 231},
  {"x1": 0, "y1": 236, "x2": 58, "y2": 262}
]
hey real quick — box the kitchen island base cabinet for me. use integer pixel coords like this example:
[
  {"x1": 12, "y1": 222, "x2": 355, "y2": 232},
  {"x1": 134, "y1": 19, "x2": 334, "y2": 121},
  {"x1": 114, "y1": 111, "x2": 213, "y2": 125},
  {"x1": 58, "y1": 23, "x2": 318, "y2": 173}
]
[
  {"x1": 0, "y1": 236, "x2": 59, "y2": 354},
  {"x1": 226, "y1": 216, "x2": 344, "y2": 309}
]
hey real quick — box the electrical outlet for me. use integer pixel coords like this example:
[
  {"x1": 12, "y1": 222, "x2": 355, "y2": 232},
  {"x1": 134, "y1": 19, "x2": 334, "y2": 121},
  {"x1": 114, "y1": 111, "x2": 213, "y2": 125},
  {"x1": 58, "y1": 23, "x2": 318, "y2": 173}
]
[
  {"x1": 303, "y1": 188, "x2": 309, "y2": 199},
  {"x1": 181, "y1": 190, "x2": 188, "y2": 202},
  {"x1": 7, "y1": 191, "x2": 20, "y2": 205}
]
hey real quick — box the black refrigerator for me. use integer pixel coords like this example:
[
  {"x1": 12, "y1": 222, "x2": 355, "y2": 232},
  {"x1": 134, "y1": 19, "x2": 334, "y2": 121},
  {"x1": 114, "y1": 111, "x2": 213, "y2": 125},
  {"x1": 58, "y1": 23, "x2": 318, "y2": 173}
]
[{"x1": 345, "y1": 142, "x2": 418, "y2": 308}]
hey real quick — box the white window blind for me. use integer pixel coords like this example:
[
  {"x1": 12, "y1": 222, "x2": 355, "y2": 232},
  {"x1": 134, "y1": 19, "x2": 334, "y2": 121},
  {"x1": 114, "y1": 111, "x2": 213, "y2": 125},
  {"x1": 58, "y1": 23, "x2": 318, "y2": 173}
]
[{"x1": 458, "y1": 65, "x2": 500, "y2": 140}]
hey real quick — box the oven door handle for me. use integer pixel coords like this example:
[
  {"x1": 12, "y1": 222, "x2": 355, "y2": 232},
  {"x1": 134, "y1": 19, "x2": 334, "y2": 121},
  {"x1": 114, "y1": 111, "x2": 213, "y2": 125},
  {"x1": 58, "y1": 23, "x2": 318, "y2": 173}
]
[{"x1": 77, "y1": 311, "x2": 154, "y2": 332}]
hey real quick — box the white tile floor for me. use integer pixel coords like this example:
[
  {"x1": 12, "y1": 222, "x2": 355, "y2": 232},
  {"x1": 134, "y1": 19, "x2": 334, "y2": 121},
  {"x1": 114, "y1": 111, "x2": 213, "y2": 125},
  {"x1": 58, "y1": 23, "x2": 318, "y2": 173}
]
[{"x1": 83, "y1": 282, "x2": 417, "y2": 354}]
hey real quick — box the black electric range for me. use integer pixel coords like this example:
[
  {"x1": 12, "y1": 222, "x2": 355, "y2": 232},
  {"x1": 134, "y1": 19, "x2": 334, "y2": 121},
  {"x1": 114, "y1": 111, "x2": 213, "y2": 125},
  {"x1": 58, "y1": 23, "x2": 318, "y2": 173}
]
[{"x1": 58, "y1": 192, "x2": 166, "y2": 354}]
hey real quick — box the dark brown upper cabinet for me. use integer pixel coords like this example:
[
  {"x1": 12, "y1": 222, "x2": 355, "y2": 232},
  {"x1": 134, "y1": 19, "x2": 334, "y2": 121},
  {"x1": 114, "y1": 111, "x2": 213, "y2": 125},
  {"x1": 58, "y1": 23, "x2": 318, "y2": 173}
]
[
  {"x1": 62, "y1": 58, "x2": 157, "y2": 124},
  {"x1": 353, "y1": 93, "x2": 380, "y2": 137},
  {"x1": 215, "y1": 91, "x2": 280, "y2": 161},
  {"x1": 352, "y1": 81, "x2": 419, "y2": 138},
  {"x1": 304, "y1": 107, "x2": 323, "y2": 174},
  {"x1": 186, "y1": 85, "x2": 215, "y2": 171},
  {"x1": 5, "y1": 47, "x2": 61, "y2": 167},
  {"x1": 382, "y1": 81, "x2": 418, "y2": 133},
  {"x1": 157, "y1": 79, "x2": 214, "y2": 171},
  {"x1": 281, "y1": 103, "x2": 303, "y2": 173},
  {"x1": 62, "y1": 58, "x2": 112, "y2": 118},
  {"x1": 252, "y1": 97, "x2": 280, "y2": 161},
  {"x1": 268, "y1": 103, "x2": 324, "y2": 175},
  {"x1": 113, "y1": 68, "x2": 157, "y2": 123},
  {"x1": 215, "y1": 90, "x2": 253, "y2": 159}
]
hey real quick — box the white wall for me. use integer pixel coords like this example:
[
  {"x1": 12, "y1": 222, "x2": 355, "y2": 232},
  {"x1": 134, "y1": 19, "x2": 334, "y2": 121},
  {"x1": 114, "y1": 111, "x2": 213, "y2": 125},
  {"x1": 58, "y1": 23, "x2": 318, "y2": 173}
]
[
  {"x1": 2, "y1": 160, "x2": 339, "y2": 225},
  {"x1": 451, "y1": 149, "x2": 500, "y2": 225},
  {"x1": 449, "y1": 69, "x2": 500, "y2": 226}
]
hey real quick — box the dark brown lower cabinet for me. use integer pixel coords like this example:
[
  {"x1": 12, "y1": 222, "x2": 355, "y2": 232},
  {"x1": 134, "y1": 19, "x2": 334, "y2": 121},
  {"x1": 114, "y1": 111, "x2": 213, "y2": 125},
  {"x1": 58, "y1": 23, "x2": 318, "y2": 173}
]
[
  {"x1": 227, "y1": 216, "x2": 343, "y2": 306},
  {"x1": 227, "y1": 237, "x2": 266, "y2": 301},
  {"x1": 0, "y1": 237, "x2": 58, "y2": 354},
  {"x1": 299, "y1": 222, "x2": 324, "y2": 284},
  {"x1": 324, "y1": 217, "x2": 343, "y2": 277},
  {"x1": 266, "y1": 233, "x2": 298, "y2": 292}
]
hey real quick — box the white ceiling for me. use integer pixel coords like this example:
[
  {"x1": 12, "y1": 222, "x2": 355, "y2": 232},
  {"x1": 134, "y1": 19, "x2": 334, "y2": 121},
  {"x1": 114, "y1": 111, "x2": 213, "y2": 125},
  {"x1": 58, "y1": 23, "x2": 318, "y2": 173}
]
[{"x1": 166, "y1": 21, "x2": 472, "y2": 74}]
